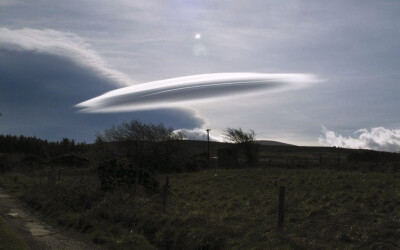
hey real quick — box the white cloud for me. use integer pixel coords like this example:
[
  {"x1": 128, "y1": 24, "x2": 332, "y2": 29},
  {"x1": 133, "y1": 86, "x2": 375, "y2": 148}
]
[
  {"x1": 0, "y1": 28, "x2": 132, "y2": 87},
  {"x1": 174, "y1": 128, "x2": 222, "y2": 141},
  {"x1": 319, "y1": 126, "x2": 400, "y2": 152},
  {"x1": 76, "y1": 72, "x2": 320, "y2": 112}
]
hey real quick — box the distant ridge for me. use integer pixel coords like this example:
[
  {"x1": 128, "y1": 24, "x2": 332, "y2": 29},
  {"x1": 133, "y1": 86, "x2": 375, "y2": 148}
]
[{"x1": 255, "y1": 140, "x2": 295, "y2": 146}]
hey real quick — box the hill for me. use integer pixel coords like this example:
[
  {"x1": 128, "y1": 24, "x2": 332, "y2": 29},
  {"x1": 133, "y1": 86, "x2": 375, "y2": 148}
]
[{"x1": 255, "y1": 140, "x2": 295, "y2": 146}]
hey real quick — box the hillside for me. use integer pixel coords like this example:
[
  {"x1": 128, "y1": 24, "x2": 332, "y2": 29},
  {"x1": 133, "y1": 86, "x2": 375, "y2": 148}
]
[
  {"x1": 1, "y1": 167, "x2": 399, "y2": 249},
  {"x1": 1, "y1": 134, "x2": 400, "y2": 249},
  {"x1": 255, "y1": 140, "x2": 295, "y2": 146}
]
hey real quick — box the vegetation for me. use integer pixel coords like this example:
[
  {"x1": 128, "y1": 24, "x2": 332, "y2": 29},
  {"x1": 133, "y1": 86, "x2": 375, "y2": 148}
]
[
  {"x1": 223, "y1": 127, "x2": 259, "y2": 165},
  {"x1": 0, "y1": 167, "x2": 399, "y2": 249},
  {"x1": 222, "y1": 128, "x2": 256, "y2": 144},
  {"x1": 348, "y1": 150, "x2": 400, "y2": 162},
  {"x1": 0, "y1": 121, "x2": 400, "y2": 249},
  {"x1": 95, "y1": 120, "x2": 185, "y2": 173},
  {"x1": 0, "y1": 134, "x2": 85, "y2": 157},
  {"x1": 0, "y1": 215, "x2": 30, "y2": 250}
]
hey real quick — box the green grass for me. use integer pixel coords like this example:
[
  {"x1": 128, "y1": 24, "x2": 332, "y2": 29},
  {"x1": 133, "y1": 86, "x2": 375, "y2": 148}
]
[
  {"x1": 0, "y1": 171, "x2": 156, "y2": 250},
  {"x1": 0, "y1": 173, "x2": 32, "y2": 198},
  {"x1": 0, "y1": 214, "x2": 30, "y2": 250},
  {"x1": 1, "y1": 167, "x2": 400, "y2": 249},
  {"x1": 164, "y1": 168, "x2": 400, "y2": 249}
]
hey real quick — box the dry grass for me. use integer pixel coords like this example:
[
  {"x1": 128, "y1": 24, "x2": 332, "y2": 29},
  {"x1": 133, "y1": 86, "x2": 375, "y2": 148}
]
[{"x1": 1, "y1": 167, "x2": 399, "y2": 249}]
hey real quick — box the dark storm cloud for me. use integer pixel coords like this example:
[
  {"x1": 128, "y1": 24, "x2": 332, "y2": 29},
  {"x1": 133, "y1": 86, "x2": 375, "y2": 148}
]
[
  {"x1": 1, "y1": 1, "x2": 400, "y2": 146},
  {"x1": 0, "y1": 28, "x2": 132, "y2": 87},
  {"x1": 0, "y1": 49, "x2": 205, "y2": 142}
]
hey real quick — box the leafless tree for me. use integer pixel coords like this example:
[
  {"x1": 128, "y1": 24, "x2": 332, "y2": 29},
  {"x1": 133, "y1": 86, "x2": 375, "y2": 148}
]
[
  {"x1": 96, "y1": 119, "x2": 185, "y2": 172},
  {"x1": 223, "y1": 127, "x2": 258, "y2": 166}
]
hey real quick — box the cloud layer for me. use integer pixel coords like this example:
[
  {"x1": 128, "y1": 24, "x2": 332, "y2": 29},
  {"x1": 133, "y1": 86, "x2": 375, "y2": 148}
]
[
  {"x1": 174, "y1": 128, "x2": 222, "y2": 141},
  {"x1": 2, "y1": 1, "x2": 400, "y2": 145},
  {"x1": 319, "y1": 126, "x2": 400, "y2": 152},
  {"x1": 0, "y1": 28, "x2": 132, "y2": 87},
  {"x1": 76, "y1": 73, "x2": 319, "y2": 112},
  {"x1": 0, "y1": 29, "x2": 205, "y2": 142}
]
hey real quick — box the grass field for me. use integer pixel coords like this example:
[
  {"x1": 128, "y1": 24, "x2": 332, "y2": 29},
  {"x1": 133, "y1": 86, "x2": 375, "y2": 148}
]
[
  {"x1": 165, "y1": 168, "x2": 400, "y2": 249},
  {"x1": 0, "y1": 214, "x2": 30, "y2": 250},
  {"x1": 0, "y1": 166, "x2": 399, "y2": 249}
]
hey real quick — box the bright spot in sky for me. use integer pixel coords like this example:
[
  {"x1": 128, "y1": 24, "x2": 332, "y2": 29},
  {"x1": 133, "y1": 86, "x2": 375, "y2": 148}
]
[{"x1": 195, "y1": 33, "x2": 201, "y2": 39}]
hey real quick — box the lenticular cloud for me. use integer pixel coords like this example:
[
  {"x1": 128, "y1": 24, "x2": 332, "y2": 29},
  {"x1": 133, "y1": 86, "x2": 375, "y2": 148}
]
[
  {"x1": 319, "y1": 126, "x2": 400, "y2": 152},
  {"x1": 76, "y1": 73, "x2": 319, "y2": 112}
]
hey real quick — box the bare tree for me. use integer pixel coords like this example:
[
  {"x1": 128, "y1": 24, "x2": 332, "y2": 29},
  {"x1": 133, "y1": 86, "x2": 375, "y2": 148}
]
[
  {"x1": 96, "y1": 119, "x2": 185, "y2": 172},
  {"x1": 223, "y1": 127, "x2": 258, "y2": 166},
  {"x1": 97, "y1": 120, "x2": 181, "y2": 142},
  {"x1": 222, "y1": 128, "x2": 256, "y2": 144}
]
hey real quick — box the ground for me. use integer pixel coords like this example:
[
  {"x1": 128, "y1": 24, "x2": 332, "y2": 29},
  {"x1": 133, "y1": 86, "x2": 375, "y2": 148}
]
[
  {"x1": 0, "y1": 187, "x2": 102, "y2": 250},
  {"x1": 0, "y1": 164, "x2": 400, "y2": 249}
]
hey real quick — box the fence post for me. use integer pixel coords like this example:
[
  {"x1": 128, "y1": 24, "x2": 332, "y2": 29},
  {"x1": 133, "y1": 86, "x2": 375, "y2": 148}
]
[
  {"x1": 135, "y1": 168, "x2": 139, "y2": 186},
  {"x1": 48, "y1": 169, "x2": 51, "y2": 184},
  {"x1": 278, "y1": 186, "x2": 286, "y2": 232},
  {"x1": 163, "y1": 176, "x2": 170, "y2": 212}
]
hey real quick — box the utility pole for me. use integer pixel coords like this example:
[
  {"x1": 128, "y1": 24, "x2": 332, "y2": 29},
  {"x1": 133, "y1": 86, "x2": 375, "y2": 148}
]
[
  {"x1": 206, "y1": 129, "x2": 211, "y2": 169},
  {"x1": 277, "y1": 186, "x2": 286, "y2": 232}
]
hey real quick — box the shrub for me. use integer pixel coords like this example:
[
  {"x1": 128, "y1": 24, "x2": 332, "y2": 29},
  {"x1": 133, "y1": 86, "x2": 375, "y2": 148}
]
[{"x1": 98, "y1": 158, "x2": 159, "y2": 192}]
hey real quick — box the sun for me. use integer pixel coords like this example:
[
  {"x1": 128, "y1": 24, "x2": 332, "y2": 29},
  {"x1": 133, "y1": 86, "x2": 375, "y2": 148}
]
[{"x1": 195, "y1": 33, "x2": 201, "y2": 39}]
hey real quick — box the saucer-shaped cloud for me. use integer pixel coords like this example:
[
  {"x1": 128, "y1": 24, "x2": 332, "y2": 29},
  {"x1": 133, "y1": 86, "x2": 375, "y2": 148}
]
[{"x1": 76, "y1": 73, "x2": 319, "y2": 112}]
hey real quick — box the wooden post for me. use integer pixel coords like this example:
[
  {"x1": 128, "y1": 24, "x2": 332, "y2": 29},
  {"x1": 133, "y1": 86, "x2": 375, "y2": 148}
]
[
  {"x1": 135, "y1": 169, "x2": 139, "y2": 185},
  {"x1": 278, "y1": 186, "x2": 286, "y2": 232},
  {"x1": 139, "y1": 170, "x2": 143, "y2": 185},
  {"x1": 163, "y1": 176, "x2": 170, "y2": 212}
]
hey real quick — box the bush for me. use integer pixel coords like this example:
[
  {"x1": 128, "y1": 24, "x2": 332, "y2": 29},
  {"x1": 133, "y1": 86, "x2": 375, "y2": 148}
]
[
  {"x1": 95, "y1": 119, "x2": 185, "y2": 173},
  {"x1": 51, "y1": 153, "x2": 89, "y2": 168},
  {"x1": 98, "y1": 158, "x2": 159, "y2": 192},
  {"x1": 25, "y1": 176, "x2": 102, "y2": 213}
]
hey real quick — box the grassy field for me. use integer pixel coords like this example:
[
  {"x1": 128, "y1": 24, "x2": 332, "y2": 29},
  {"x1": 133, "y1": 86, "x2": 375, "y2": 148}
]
[
  {"x1": 165, "y1": 168, "x2": 400, "y2": 249},
  {"x1": 0, "y1": 214, "x2": 30, "y2": 250},
  {"x1": 0, "y1": 166, "x2": 399, "y2": 249}
]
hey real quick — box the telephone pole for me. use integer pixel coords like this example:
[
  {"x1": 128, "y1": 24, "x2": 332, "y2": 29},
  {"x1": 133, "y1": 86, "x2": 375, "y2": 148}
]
[{"x1": 206, "y1": 129, "x2": 211, "y2": 168}]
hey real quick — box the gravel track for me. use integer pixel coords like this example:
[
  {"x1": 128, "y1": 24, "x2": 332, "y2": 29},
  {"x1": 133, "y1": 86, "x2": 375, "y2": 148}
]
[{"x1": 0, "y1": 187, "x2": 102, "y2": 250}]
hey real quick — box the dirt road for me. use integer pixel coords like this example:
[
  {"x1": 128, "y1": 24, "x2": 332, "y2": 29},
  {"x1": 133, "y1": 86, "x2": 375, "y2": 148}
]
[{"x1": 0, "y1": 187, "x2": 101, "y2": 250}]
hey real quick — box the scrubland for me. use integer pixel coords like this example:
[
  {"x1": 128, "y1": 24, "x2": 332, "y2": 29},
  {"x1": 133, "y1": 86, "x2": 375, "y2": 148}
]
[{"x1": 1, "y1": 164, "x2": 399, "y2": 249}]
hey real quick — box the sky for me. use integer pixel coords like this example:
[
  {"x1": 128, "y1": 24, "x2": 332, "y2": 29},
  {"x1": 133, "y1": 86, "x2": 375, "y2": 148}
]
[{"x1": 1, "y1": 0, "x2": 400, "y2": 151}]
